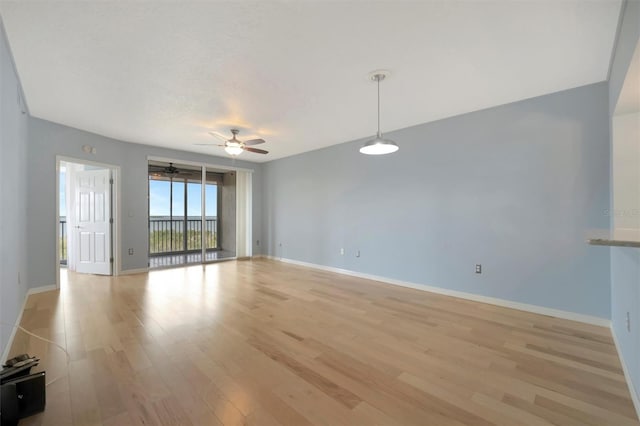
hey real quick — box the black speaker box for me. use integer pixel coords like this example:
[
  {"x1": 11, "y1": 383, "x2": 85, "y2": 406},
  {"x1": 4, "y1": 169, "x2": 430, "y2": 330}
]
[{"x1": 0, "y1": 372, "x2": 46, "y2": 426}]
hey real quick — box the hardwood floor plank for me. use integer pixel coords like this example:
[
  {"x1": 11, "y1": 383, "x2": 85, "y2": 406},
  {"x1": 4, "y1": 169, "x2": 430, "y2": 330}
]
[
  {"x1": 472, "y1": 392, "x2": 551, "y2": 426},
  {"x1": 152, "y1": 395, "x2": 194, "y2": 426},
  {"x1": 246, "y1": 336, "x2": 362, "y2": 409},
  {"x1": 8, "y1": 260, "x2": 639, "y2": 425}
]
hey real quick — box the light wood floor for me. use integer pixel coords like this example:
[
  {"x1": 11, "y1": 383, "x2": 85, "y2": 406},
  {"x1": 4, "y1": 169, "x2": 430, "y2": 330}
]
[{"x1": 8, "y1": 259, "x2": 639, "y2": 425}]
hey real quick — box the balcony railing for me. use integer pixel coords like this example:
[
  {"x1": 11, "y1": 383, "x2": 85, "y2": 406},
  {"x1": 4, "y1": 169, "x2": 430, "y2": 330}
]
[
  {"x1": 59, "y1": 217, "x2": 218, "y2": 264},
  {"x1": 59, "y1": 217, "x2": 218, "y2": 265},
  {"x1": 149, "y1": 217, "x2": 218, "y2": 255}
]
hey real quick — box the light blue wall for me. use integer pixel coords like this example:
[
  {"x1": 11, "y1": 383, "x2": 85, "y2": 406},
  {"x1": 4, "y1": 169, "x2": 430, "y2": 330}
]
[
  {"x1": 263, "y1": 82, "x2": 611, "y2": 318},
  {"x1": 611, "y1": 248, "x2": 640, "y2": 397},
  {"x1": 27, "y1": 117, "x2": 263, "y2": 287},
  {"x1": 609, "y1": 0, "x2": 640, "y2": 409},
  {"x1": 0, "y1": 18, "x2": 29, "y2": 358}
]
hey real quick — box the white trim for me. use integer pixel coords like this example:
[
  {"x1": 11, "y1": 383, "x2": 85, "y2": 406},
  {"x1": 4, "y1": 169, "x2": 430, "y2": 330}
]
[
  {"x1": 611, "y1": 325, "x2": 640, "y2": 420},
  {"x1": 56, "y1": 155, "x2": 120, "y2": 174},
  {"x1": 236, "y1": 170, "x2": 252, "y2": 258},
  {"x1": 119, "y1": 267, "x2": 149, "y2": 276},
  {"x1": 56, "y1": 160, "x2": 60, "y2": 287},
  {"x1": 1, "y1": 293, "x2": 28, "y2": 363},
  {"x1": 1, "y1": 285, "x2": 57, "y2": 362},
  {"x1": 146, "y1": 155, "x2": 255, "y2": 173},
  {"x1": 114, "y1": 168, "x2": 122, "y2": 276},
  {"x1": 201, "y1": 166, "x2": 206, "y2": 261},
  {"x1": 262, "y1": 256, "x2": 611, "y2": 327},
  {"x1": 28, "y1": 285, "x2": 57, "y2": 295}
]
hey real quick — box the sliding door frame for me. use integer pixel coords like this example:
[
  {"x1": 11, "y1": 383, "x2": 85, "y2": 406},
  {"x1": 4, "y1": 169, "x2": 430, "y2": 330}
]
[{"x1": 147, "y1": 155, "x2": 253, "y2": 265}]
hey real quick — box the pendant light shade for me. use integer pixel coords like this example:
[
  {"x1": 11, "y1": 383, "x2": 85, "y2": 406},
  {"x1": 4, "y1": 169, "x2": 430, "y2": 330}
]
[
  {"x1": 360, "y1": 71, "x2": 398, "y2": 155},
  {"x1": 359, "y1": 136, "x2": 399, "y2": 155}
]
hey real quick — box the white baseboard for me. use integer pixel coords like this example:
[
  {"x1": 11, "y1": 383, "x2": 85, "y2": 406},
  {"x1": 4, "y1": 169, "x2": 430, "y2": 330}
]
[
  {"x1": 119, "y1": 267, "x2": 149, "y2": 276},
  {"x1": 1, "y1": 294, "x2": 28, "y2": 363},
  {"x1": 28, "y1": 284, "x2": 57, "y2": 295},
  {"x1": 1, "y1": 284, "x2": 57, "y2": 362},
  {"x1": 611, "y1": 326, "x2": 640, "y2": 421},
  {"x1": 262, "y1": 255, "x2": 610, "y2": 327}
]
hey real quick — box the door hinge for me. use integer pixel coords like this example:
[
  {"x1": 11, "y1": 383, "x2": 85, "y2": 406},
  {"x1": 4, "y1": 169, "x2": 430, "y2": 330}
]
[
  {"x1": 109, "y1": 178, "x2": 114, "y2": 184},
  {"x1": 109, "y1": 218, "x2": 113, "y2": 224},
  {"x1": 110, "y1": 257, "x2": 114, "y2": 263}
]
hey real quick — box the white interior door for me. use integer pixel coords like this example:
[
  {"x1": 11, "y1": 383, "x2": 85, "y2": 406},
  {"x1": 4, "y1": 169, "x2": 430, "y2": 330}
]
[{"x1": 74, "y1": 169, "x2": 112, "y2": 275}]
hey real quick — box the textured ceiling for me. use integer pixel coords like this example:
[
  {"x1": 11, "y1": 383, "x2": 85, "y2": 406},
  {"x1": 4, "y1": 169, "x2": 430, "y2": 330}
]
[{"x1": 0, "y1": 0, "x2": 622, "y2": 162}]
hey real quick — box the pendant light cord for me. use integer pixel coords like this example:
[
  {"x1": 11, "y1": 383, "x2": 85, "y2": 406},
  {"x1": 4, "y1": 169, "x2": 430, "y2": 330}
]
[{"x1": 377, "y1": 76, "x2": 381, "y2": 138}]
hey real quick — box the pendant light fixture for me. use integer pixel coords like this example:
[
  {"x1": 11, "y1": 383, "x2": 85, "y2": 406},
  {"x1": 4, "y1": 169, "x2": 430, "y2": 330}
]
[{"x1": 360, "y1": 70, "x2": 399, "y2": 155}]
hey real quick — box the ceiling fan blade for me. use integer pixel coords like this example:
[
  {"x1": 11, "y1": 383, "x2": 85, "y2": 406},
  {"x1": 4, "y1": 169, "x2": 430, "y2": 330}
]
[
  {"x1": 195, "y1": 143, "x2": 227, "y2": 147},
  {"x1": 208, "y1": 131, "x2": 230, "y2": 142},
  {"x1": 244, "y1": 147, "x2": 269, "y2": 154},
  {"x1": 243, "y1": 138, "x2": 265, "y2": 146}
]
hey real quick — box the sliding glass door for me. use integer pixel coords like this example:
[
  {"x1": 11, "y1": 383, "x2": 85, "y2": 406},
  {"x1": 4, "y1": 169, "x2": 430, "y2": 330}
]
[
  {"x1": 185, "y1": 178, "x2": 202, "y2": 252},
  {"x1": 204, "y1": 172, "x2": 222, "y2": 260},
  {"x1": 148, "y1": 161, "x2": 234, "y2": 268}
]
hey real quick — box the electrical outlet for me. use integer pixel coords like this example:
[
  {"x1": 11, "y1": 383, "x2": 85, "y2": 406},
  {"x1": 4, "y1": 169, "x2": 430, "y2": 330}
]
[
  {"x1": 128, "y1": 248, "x2": 134, "y2": 255},
  {"x1": 340, "y1": 248, "x2": 344, "y2": 255},
  {"x1": 475, "y1": 264, "x2": 482, "y2": 274},
  {"x1": 627, "y1": 311, "x2": 631, "y2": 332},
  {"x1": 356, "y1": 250, "x2": 360, "y2": 258}
]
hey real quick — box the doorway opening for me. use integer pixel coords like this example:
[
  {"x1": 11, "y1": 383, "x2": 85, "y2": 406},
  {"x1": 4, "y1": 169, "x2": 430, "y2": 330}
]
[
  {"x1": 57, "y1": 158, "x2": 119, "y2": 287},
  {"x1": 148, "y1": 161, "x2": 236, "y2": 268}
]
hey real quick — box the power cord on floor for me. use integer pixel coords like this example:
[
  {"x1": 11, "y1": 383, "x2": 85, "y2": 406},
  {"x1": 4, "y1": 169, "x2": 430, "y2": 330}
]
[{"x1": 1, "y1": 322, "x2": 70, "y2": 387}]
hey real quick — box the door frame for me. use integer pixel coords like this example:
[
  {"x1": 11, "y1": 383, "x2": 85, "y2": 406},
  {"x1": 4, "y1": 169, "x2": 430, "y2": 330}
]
[
  {"x1": 56, "y1": 156, "x2": 121, "y2": 289},
  {"x1": 146, "y1": 155, "x2": 254, "y2": 265}
]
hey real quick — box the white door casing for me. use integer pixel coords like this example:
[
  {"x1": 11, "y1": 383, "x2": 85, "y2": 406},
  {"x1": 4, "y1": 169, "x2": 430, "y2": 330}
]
[
  {"x1": 74, "y1": 169, "x2": 112, "y2": 275},
  {"x1": 65, "y1": 163, "x2": 77, "y2": 271}
]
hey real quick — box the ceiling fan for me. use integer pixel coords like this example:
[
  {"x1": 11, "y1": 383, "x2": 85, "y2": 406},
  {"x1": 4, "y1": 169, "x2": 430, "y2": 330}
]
[
  {"x1": 197, "y1": 129, "x2": 269, "y2": 156},
  {"x1": 148, "y1": 162, "x2": 197, "y2": 179}
]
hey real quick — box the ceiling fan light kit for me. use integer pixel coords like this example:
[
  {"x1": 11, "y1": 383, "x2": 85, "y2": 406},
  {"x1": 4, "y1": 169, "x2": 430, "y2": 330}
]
[
  {"x1": 224, "y1": 129, "x2": 244, "y2": 156},
  {"x1": 225, "y1": 143, "x2": 244, "y2": 156},
  {"x1": 360, "y1": 70, "x2": 399, "y2": 156},
  {"x1": 201, "y1": 128, "x2": 269, "y2": 157}
]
